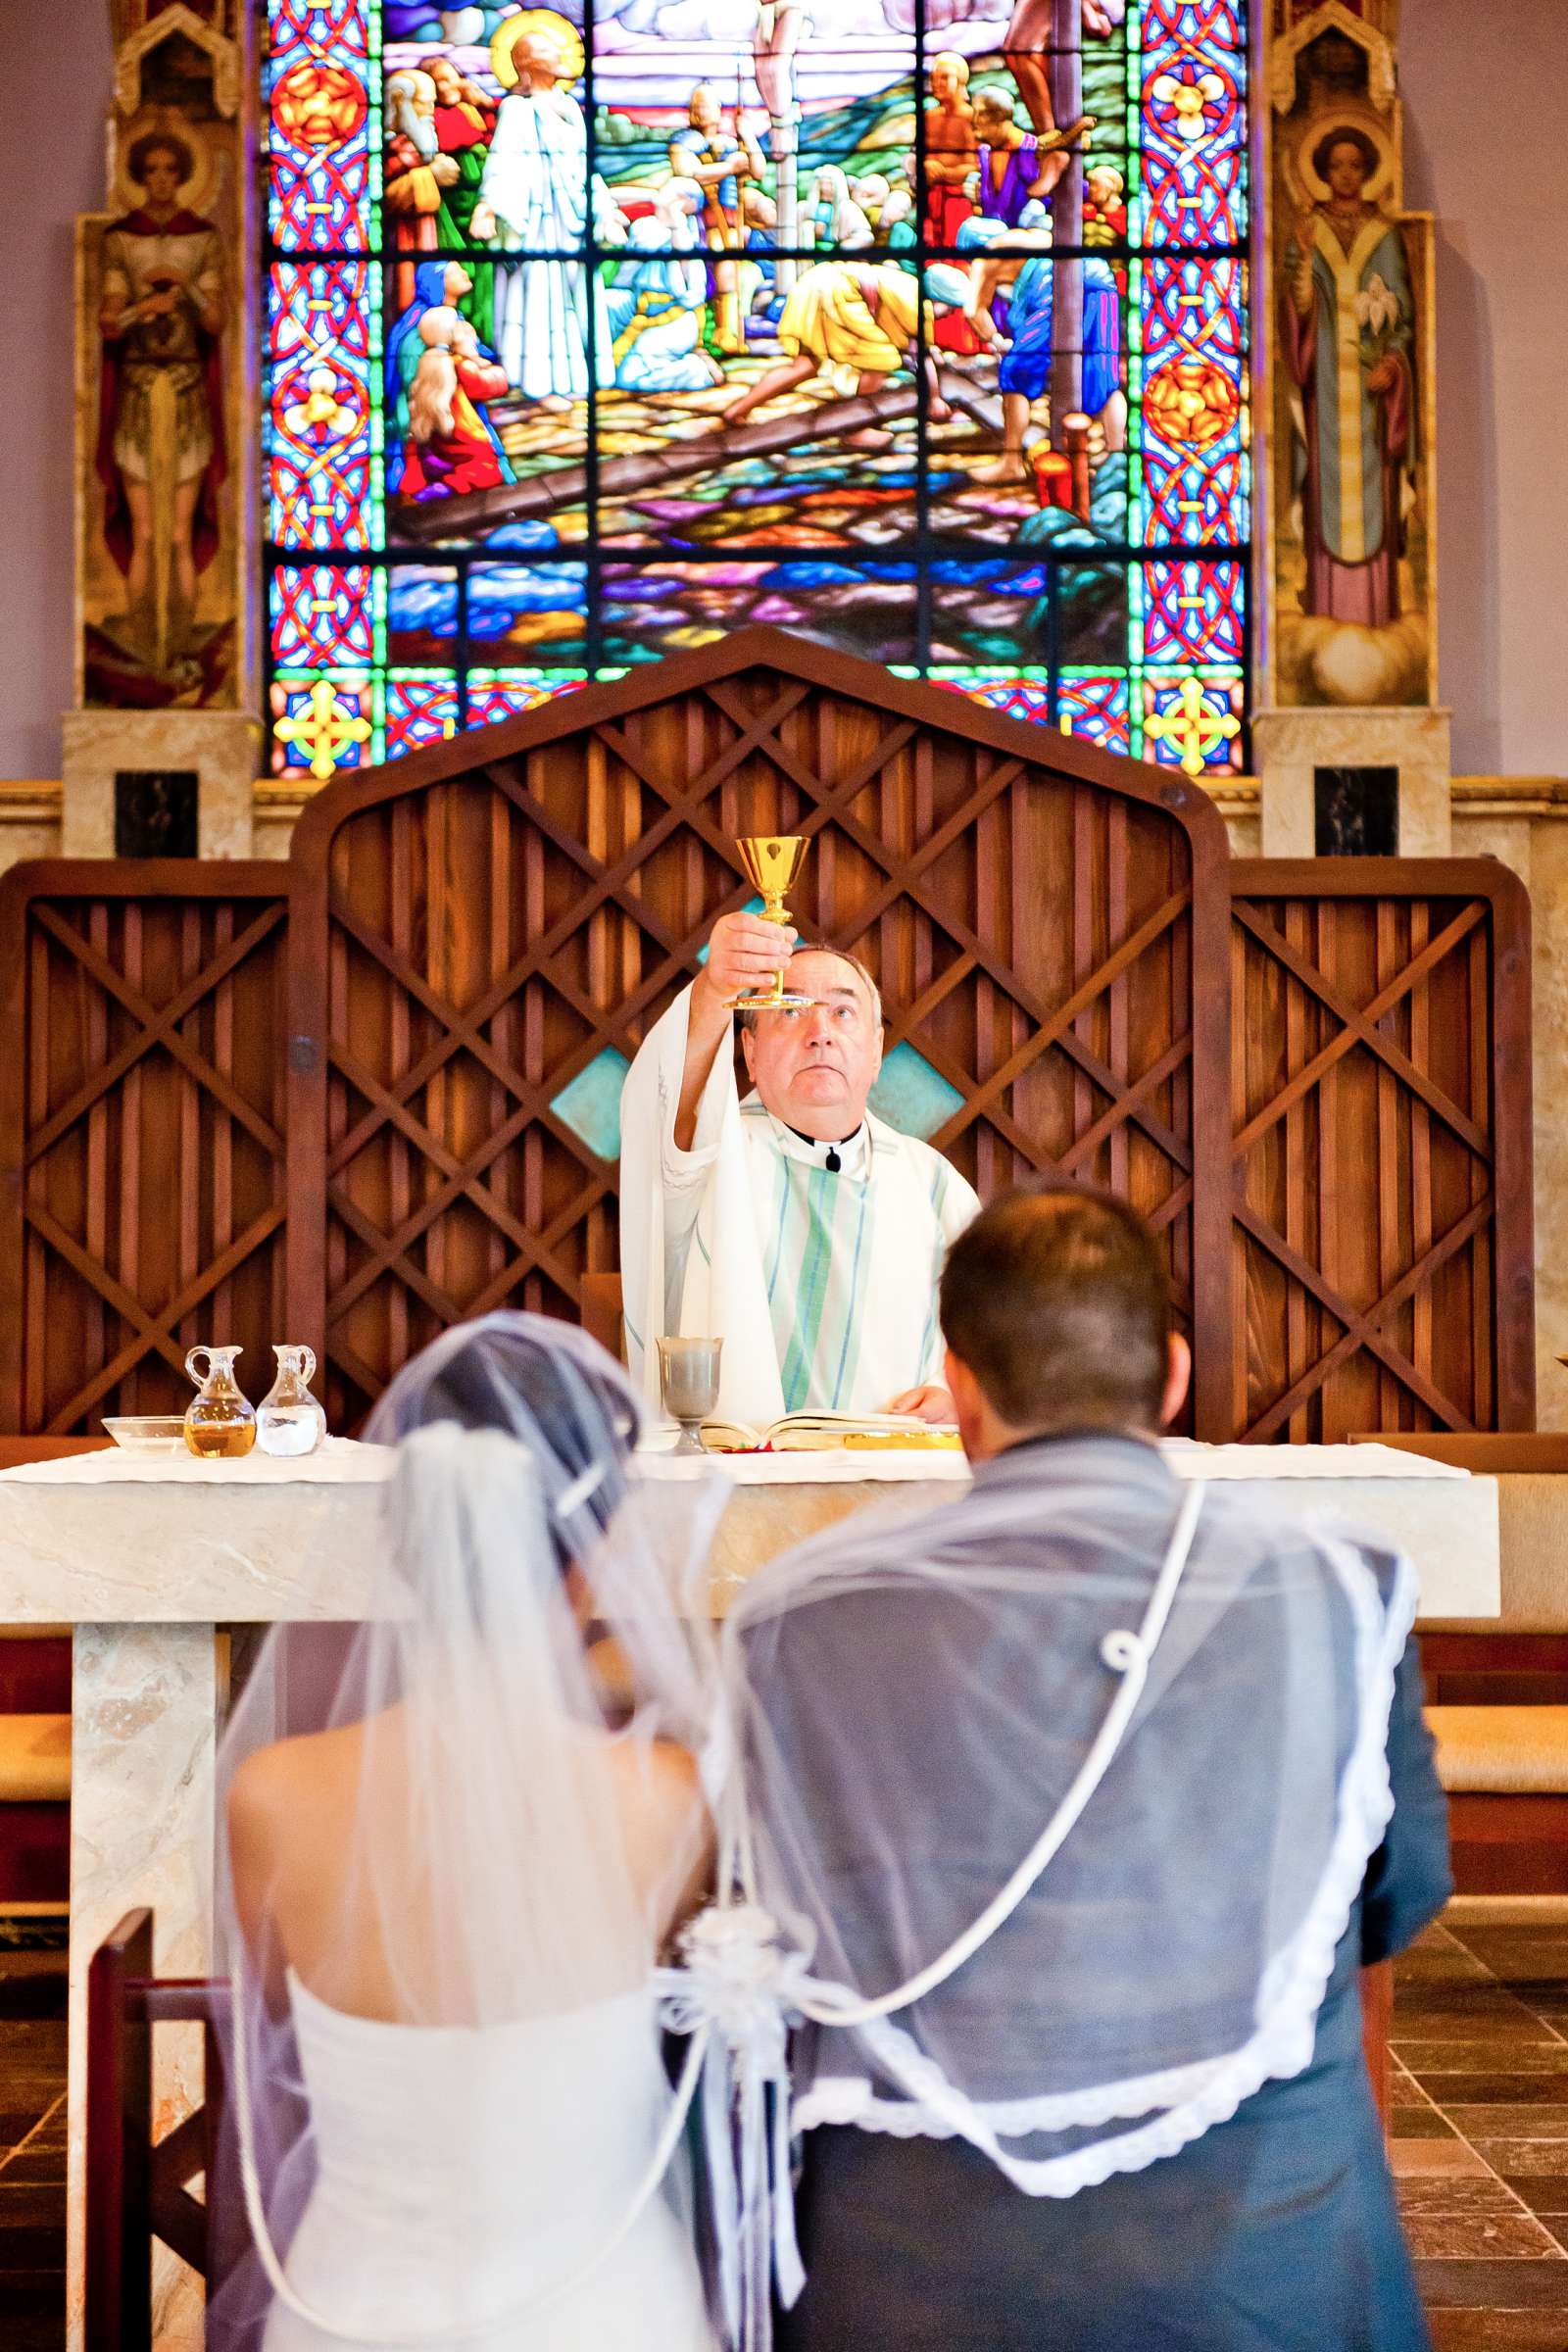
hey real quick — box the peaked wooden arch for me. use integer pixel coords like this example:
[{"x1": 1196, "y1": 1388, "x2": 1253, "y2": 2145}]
[{"x1": 285, "y1": 630, "x2": 1236, "y2": 1434}]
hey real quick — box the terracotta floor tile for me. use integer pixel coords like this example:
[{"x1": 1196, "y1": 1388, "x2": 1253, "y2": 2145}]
[
  {"x1": 1390, "y1": 2138, "x2": 1496, "y2": 2178},
  {"x1": 1398, "y1": 2179, "x2": 1533, "y2": 2219},
  {"x1": 0, "y1": 2154, "x2": 67, "y2": 2187},
  {"x1": 1393, "y1": 2103, "x2": 1458, "y2": 2137},
  {"x1": 1430, "y1": 2315, "x2": 1568, "y2": 2349},
  {"x1": 1449, "y1": 2110, "x2": 1568, "y2": 2140},
  {"x1": 1470, "y1": 2144, "x2": 1568, "y2": 2179},
  {"x1": 1400, "y1": 1946, "x2": 1496, "y2": 1984},
  {"x1": 1450, "y1": 1934, "x2": 1568, "y2": 1978},
  {"x1": 1397, "y1": 2001, "x2": 1549, "y2": 2040},
  {"x1": 1403, "y1": 2212, "x2": 1562, "y2": 2260}
]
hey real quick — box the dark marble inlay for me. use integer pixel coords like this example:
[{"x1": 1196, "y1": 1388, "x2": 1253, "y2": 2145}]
[
  {"x1": 0, "y1": 2223, "x2": 66, "y2": 2267},
  {"x1": 1417, "y1": 2078, "x2": 1568, "y2": 2108},
  {"x1": 0, "y1": 2185, "x2": 67, "y2": 2226},
  {"x1": 1431, "y1": 2316, "x2": 1568, "y2": 2349},
  {"x1": 1399, "y1": 2044, "x2": 1568, "y2": 2075},
  {"x1": 1394, "y1": 2103, "x2": 1459, "y2": 2138},
  {"x1": 1416, "y1": 2260, "x2": 1568, "y2": 2309},
  {"x1": 1450, "y1": 2109, "x2": 1568, "y2": 2140},
  {"x1": 1507, "y1": 2182, "x2": 1568, "y2": 2220}
]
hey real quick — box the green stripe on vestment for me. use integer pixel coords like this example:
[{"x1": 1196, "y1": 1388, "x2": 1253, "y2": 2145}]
[{"x1": 756, "y1": 1120, "x2": 876, "y2": 1414}]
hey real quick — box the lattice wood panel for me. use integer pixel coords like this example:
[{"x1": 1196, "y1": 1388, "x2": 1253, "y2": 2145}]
[
  {"x1": 1229, "y1": 860, "x2": 1534, "y2": 1443},
  {"x1": 0, "y1": 865, "x2": 289, "y2": 1434},
  {"x1": 286, "y1": 633, "x2": 1232, "y2": 1432},
  {"x1": 0, "y1": 659, "x2": 1536, "y2": 1449}
]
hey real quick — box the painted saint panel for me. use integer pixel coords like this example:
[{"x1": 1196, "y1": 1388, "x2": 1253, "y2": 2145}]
[
  {"x1": 262, "y1": 0, "x2": 1252, "y2": 779},
  {"x1": 80, "y1": 22, "x2": 246, "y2": 710},
  {"x1": 1265, "y1": 9, "x2": 1435, "y2": 710}
]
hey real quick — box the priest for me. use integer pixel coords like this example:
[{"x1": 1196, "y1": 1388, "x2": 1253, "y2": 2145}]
[{"x1": 619, "y1": 911, "x2": 979, "y2": 1430}]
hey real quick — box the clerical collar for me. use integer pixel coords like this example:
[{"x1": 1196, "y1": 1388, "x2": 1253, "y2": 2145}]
[{"x1": 784, "y1": 1119, "x2": 866, "y2": 1175}]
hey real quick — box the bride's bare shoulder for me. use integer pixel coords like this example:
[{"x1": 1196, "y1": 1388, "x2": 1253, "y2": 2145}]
[
  {"x1": 227, "y1": 1719, "x2": 369, "y2": 1841},
  {"x1": 609, "y1": 1735, "x2": 703, "y2": 1812}
]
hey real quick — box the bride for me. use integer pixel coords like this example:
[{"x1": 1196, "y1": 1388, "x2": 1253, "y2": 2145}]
[{"x1": 209, "y1": 1314, "x2": 728, "y2": 2351}]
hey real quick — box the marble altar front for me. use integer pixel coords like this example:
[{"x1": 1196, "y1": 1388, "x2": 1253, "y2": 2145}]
[{"x1": 0, "y1": 1436, "x2": 1498, "y2": 2348}]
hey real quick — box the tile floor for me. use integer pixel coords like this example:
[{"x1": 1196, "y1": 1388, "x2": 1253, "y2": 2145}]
[
  {"x1": 0, "y1": 1933, "x2": 68, "y2": 2352},
  {"x1": 12, "y1": 1900, "x2": 1568, "y2": 2345},
  {"x1": 1394, "y1": 1900, "x2": 1568, "y2": 2347}
]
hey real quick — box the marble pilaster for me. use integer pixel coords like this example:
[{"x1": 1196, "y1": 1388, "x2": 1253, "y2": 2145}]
[
  {"x1": 66, "y1": 1623, "x2": 220, "y2": 2352},
  {"x1": 1251, "y1": 707, "x2": 1453, "y2": 858},
  {"x1": 0, "y1": 782, "x2": 65, "y2": 878},
  {"x1": 61, "y1": 709, "x2": 263, "y2": 858}
]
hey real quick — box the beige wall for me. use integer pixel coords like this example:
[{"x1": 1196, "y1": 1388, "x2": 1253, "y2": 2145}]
[
  {"x1": 0, "y1": 14, "x2": 112, "y2": 780},
  {"x1": 1399, "y1": 0, "x2": 1568, "y2": 776}
]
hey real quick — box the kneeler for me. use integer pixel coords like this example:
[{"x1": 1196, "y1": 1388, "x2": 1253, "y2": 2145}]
[{"x1": 84, "y1": 1908, "x2": 230, "y2": 2351}]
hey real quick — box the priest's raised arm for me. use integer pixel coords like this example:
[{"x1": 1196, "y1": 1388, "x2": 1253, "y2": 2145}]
[{"x1": 618, "y1": 916, "x2": 979, "y2": 1429}]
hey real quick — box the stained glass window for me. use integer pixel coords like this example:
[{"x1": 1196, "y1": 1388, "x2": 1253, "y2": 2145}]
[{"x1": 263, "y1": 0, "x2": 1250, "y2": 783}]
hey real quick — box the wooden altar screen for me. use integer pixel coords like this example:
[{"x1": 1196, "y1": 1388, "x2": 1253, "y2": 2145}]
[
  {"x1": 0, "y1": 633, "x2": 1537, "y2": 1441},
  {"x1": 0, "y1": 863, "x2": 289, "y2": 1435},
  {"x1": 286, "y1": 637, "x2": 1232, "y2": 1433},
  {"x1": 1230, "y1": 859, "x2": 1534, "y2": 1444}
]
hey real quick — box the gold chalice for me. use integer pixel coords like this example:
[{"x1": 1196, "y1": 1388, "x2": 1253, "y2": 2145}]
[{"x1": 733, "y1": 834, "x2": 814, "y2": 1012}]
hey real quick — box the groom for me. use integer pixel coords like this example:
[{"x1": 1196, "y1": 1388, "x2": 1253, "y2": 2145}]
[{"x1": 733, "y1": 1188, "x2": 1450, "y2": 2352}]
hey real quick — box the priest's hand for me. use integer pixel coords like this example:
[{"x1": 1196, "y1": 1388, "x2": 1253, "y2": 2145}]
[
  {"x1": 887, "y1": 1384, "x2": 957, "y2": 1424},
  {"x1": 675, "y1": 913, "x2": 799, "y2": 1150},
  {"x1": 698, "y1": 911, "x2": 799, "y2": 1008}
]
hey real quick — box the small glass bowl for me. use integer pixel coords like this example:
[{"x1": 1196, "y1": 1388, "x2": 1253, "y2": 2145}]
[{"x1": 102, "y1": 1416, "x2": 187, "y2": 1455}]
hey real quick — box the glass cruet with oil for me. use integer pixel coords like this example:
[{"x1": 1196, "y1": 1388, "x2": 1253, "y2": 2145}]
[{"x1": 183, "y1": 1345, "x2": 257, "y2": 1458}]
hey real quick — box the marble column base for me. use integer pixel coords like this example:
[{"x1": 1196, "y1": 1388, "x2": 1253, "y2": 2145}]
[
  {"x1": 66, "y1": 1624, "x2": 220, "y2": 2352},
  {"x1": 62, "y1": 710, "x2": 262, "y2": 858}
]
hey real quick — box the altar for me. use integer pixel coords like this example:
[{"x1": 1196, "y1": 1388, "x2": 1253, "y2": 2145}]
[{"x1": 0, "y1": 1431, "x2": 1499, "y2": 2346}]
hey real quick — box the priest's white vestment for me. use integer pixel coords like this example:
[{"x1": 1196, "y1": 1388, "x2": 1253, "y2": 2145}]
[{"x1": 619, "y1": 984, "x2": 979, "y2": 1427}]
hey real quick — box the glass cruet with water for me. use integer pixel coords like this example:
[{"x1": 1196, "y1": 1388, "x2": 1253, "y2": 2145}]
[{"x1": 256, "y1": 1344, "x2": 327, "y2": 1458}]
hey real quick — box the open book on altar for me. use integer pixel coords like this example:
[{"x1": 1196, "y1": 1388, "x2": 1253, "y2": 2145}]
[{"x1": 699, "y1": 1410, "x2": 964, "y2": 1454}]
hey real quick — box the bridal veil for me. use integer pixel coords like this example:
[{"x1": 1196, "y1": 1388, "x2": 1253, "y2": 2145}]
[{"x1": 206, "y1": 1314, "x2": 728, "y2": 2347}]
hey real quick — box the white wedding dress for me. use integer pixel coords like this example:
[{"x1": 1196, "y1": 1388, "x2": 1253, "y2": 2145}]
[{"x1": 262, "y1": 1972, "x2": 714, "y2": 2352}]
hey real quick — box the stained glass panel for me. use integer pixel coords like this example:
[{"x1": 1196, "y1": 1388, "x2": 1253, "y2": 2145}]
[{"x1": 262, "y1": 0, "x2": 1252, "y2": 780}]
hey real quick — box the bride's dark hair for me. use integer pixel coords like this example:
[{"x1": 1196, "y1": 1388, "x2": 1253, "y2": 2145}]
[{"x1": 366, "y1": 1311, "x2": 644, "y2": 1574}]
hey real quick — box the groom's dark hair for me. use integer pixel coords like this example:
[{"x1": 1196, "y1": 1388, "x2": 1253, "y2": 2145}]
[{"x1": 940, "y1": 1187, "x2": 1172, "y2": 1433}]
